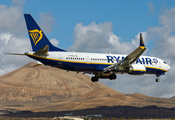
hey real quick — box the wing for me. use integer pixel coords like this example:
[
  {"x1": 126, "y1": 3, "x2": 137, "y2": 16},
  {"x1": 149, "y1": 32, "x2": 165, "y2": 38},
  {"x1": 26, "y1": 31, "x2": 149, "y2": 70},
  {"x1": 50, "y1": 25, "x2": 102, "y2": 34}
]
[{"x1": 103, "y1": 33, "x2": 146, "y2": 73}]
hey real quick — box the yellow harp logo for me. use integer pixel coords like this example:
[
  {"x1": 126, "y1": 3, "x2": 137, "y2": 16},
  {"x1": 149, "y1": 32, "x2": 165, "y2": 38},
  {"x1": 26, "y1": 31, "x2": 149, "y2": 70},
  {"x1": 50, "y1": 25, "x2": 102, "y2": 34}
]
[{"x1": 28, "y1": 29, "x2": 43, "y2": 46}]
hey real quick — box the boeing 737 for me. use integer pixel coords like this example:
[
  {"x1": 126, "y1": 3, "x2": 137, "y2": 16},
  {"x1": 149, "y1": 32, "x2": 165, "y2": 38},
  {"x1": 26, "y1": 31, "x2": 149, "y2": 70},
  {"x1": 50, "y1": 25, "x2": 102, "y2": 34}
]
[{"x1": 6, "y1": 14, "x2": 171, "y2": 82}]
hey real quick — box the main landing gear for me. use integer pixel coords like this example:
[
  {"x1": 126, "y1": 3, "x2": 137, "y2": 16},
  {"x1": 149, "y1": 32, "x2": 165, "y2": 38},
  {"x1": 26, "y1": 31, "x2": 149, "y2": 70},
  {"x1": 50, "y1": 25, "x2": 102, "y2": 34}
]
[
  {"x1": 156, "y1": 74, "x2": 160, "y2": 82},
  {"x1": 109, "y1": 74, "x2": 117, "y2": 80},
  {"x1": 91, "y1": 74, "x2": 117, "y2": 82},
  {"x1": 91, "y1": 76, "x2": 99, "y2": 82}
]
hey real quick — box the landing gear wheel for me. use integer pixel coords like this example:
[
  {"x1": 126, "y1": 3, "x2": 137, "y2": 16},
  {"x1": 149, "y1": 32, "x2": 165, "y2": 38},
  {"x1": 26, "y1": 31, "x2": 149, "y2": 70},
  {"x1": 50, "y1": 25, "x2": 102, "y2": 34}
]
[
  {"x1": 156, "y1": 78, "x2": 160, "y2": 82},
  {"x1": 91, "y1": 77, "x2": 99, "y2": 82},
  {"x1": 109, "y1": 74, "x2": 117, "y2": 80},
  {"x1": 156, "y1": 74, "x2": 160, "y2": 82}
]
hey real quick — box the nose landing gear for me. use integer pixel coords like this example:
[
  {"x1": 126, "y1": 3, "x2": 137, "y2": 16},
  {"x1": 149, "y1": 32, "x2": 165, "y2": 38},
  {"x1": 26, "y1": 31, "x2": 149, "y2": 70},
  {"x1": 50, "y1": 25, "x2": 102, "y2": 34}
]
[
  {"x1": 156, "y1": 78, "x2": 160, "y2": 82},
  {"x1": 156, "y1": 74, "x2": 160, "y2": 82}
]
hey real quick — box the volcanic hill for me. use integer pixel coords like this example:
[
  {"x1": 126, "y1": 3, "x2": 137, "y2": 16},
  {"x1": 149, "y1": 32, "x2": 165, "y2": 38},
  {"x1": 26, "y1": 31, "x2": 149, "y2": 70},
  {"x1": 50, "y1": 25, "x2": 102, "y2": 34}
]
[
  {"x1": 0, "y1": 62, "x2": 175, "y2": 112},
  {"x1": 0, "y1": 62, "x2": 113, "y2": 101}
]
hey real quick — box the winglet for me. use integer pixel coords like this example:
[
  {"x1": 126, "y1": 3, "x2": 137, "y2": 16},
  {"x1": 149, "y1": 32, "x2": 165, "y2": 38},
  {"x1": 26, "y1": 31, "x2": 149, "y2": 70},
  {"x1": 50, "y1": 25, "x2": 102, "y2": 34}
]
[{"x1": 140, "y1": 33, "x2": 145, "y2": 47}]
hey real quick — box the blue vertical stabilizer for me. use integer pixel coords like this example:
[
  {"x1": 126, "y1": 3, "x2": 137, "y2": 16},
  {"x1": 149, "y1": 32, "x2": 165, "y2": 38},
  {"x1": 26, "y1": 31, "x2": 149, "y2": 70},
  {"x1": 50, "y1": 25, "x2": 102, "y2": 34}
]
[{"x1": 24, "y1": 14, "x2": 66, "y2": 52}]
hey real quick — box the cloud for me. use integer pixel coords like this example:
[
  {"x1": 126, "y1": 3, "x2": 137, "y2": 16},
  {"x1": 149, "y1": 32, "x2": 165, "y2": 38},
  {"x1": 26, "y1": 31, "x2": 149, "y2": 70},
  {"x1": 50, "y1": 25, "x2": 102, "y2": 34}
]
[
  {"x1": 0, "y1": 32, "x2": 33, "y2": 75},
  {"x1": 68, "y1": 22, "x2": 114, "y2": 53},
  {"x1": 0, "y1": 1, "x2": 30, "y2": 76},
  {"x1": 147, "y1": 2, "x2": 154, "y2": 16},
  {"x1": 147, "y1": 2, "x2": 154, "y2": 11},
  {"x1": 148, "y1": 6, "x2": 175, "y2": 42},
  {"x1": 148, "y1": 6, "x2": 175, "y2": 60},
  {"x1": 12, "y1": 0, "x2": 26, "y2": 6},
  {"x1": 38, "y1": 12, "x2": 57, "y2": 33},
  {"x1": 102, "y1": 6, "x2": 175, "y2": 98},
  {"x1": 50, "y1": 38, "x2": 59, "y2": 46},
  {"x1": 145, "y1": 6, "x2": 175, "y2": 98},
  {"x1": 68, "y1": 22, "x2": 146, "y2": 55},
  {"x1": 0, "y1": 4, "x2": 25, "y2": 36},
  {"x1": 0, "y1": 1, "x2": 57, "y2": 76}
]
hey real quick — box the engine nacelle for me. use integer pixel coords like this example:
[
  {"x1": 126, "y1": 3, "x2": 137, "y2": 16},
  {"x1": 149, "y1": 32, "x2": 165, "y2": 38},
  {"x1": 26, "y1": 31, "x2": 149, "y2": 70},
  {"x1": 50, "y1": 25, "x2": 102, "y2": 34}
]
[{"x1": 127, "y1": 64, "x2": 146, "y2": 75}]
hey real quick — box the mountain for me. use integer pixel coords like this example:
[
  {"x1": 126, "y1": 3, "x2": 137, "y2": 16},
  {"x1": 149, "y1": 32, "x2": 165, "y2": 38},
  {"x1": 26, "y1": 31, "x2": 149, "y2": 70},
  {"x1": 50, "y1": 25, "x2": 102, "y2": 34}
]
[
  {"x1": 0, "y1": 62, "x2": 175, "y2": 113},
  {"x1": 0, "y1": 62, "x2": 128, "y2": 111},
  {"x1": 0, "y1": 62, "x2": 117, "y2": 101},
  {"x1": 170, "y1": 96, "x2": 175, "y2": 100}
]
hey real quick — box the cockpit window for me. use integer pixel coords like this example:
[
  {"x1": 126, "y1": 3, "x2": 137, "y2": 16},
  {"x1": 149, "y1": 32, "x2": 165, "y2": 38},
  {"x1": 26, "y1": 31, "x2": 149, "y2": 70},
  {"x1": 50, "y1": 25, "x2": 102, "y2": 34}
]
[{"x1": 164, "y1": 61, "x2": 166, "y2": 64}]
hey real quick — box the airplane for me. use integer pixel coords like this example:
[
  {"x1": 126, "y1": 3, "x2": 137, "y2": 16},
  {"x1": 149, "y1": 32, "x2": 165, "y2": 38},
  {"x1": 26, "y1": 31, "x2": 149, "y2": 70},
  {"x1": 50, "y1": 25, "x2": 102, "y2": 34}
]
[{"x1": 5, "y1": 14, "x2": 171, "y2": 82}]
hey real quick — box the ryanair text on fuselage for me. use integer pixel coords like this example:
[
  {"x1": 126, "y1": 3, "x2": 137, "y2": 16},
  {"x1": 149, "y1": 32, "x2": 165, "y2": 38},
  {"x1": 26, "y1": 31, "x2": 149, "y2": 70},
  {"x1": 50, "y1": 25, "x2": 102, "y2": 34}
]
[{"x1": 106, "y1": 56, "x2": 158, "y2": 65}]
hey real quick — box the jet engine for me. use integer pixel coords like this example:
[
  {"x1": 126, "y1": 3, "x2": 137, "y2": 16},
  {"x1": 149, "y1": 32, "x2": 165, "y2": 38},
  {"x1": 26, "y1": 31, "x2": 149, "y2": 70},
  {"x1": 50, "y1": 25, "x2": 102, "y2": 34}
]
[{"x1": 127, "y1": 64, "x2": 146, "y2": 75}]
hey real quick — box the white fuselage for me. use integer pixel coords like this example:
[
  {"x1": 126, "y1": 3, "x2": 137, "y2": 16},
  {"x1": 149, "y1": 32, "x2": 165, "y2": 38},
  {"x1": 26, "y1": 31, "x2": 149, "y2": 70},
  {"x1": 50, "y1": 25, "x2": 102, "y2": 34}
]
[{"x1": 27, "y1": 51, "x2": 170, "y2": 75}]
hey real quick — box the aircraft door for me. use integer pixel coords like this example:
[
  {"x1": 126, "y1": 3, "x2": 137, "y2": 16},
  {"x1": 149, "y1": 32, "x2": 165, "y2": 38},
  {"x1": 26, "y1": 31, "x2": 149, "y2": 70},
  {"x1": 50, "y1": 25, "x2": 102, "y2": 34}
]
[
  {"x1": 58, "y1": 54, "x2": 63, "y2": 64},
  {"x1": 86, "y1": 56, "x2": 90, "y2": 64}
]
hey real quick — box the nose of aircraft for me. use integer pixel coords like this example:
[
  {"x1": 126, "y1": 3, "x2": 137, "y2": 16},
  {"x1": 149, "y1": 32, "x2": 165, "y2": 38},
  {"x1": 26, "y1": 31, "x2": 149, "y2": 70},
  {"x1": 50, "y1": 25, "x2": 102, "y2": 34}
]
[{"x1": 167, "y1": 64, "x2": 171, "y2": 71}]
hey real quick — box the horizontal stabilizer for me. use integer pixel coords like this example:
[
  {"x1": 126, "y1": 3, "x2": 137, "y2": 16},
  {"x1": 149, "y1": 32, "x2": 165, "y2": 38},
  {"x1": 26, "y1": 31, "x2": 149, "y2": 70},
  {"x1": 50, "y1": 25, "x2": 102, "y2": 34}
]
[
  {"x1": 33, "y1": 45, "x2": 49, "y2": 55},
  {"x1": 4, "y1": 53, "x2": 26, "y2": 55}
]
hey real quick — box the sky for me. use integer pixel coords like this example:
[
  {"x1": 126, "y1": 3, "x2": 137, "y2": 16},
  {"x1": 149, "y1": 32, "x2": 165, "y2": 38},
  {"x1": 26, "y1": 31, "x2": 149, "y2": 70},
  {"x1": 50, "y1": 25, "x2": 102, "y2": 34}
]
[{"x1": 0, "y1": 0, "x2": 175, "y2": 98}]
